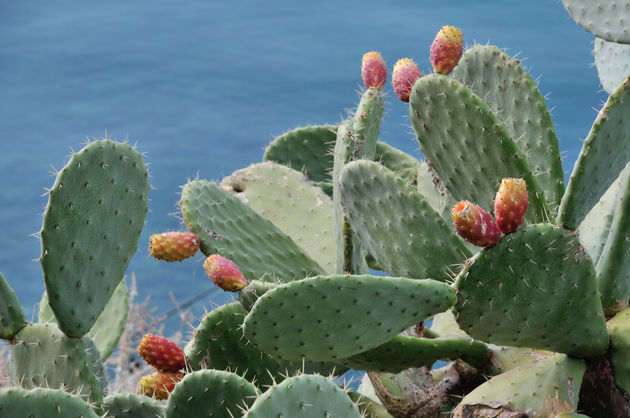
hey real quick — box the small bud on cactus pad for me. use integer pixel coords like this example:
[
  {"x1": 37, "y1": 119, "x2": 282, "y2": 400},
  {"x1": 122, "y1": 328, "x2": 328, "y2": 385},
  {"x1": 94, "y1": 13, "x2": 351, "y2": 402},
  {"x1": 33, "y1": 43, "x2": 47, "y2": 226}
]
[
  {"x1": 149, "y1": 232, "x2": 199, "y2": 262},
  {"x1": 138, "y1": 371, "x2": 183, "y2": 400},
  {"x1": 430, "y1": 25, "x2": 463, "y2": 75},
  {"x1": 392, "y1": 58, "x2": 422, "y2": 102},
  {"x1": 494, "y1": 178, "x2": 528, "y2": 234},
  {"x1": 203, "y1": 254, "x2": 248, "y2": 292},
  {"x1": 361, "y1": 51, "x2": 387, "y2": 90},
  {"x1": 451, "y1": 201, "x2": 500, "y2": 248},
  {"x1": 137, "y1": 333, "x2": 186, "y2": 372}
]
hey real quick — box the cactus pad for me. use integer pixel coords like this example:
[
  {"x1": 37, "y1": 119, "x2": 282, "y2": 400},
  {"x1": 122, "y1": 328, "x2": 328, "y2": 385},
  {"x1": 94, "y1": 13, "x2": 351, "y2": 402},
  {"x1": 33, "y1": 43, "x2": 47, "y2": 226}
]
[
  {"x1": 185, "y1": 302, "x2": 346, "y2": 388},
  {"x1": 244, "y1": 374, "x2": 361, "y2": 418},
  {"x1": 409, "y1": 74, "x2": 548, "y2": 223},
  {"x1": 180, "y1": 179, "x2": 324, "y2": 282},
  {"x1": 40, "y1": 139, "x2": 148, "y2": 338},
  {"x1": 594, "y1": 37, "x2": 630, "y2": 94},
  {"x1": 336, "y1": 334, "x2": 490, "y2": 373},
  {"x1": 454, "y1": 353, "x2": 585, "y2": 417},
  {"x1": 11, "y1": 323, "x2": 103, "y2": 407},
  {"x1": 104, "y1": 393, "x2": 165, "y2": 418},
  {"x1": 0, "y1": 387, "x2": 99, "y2": 418},
  {"x1": 339, "y1": 160, "x2": 470, "y2": 281},
  {"x1": 375, "y1": 141, "x2": 422, "y2": 185},
  {"x1": 165, "y1": 370, "x2": 258, "y2": 418},
  {"x1": 606, "y1": 307, "x2": 630, "y2": 392},
  {"x1": 591, "y1": 162, "x2": 630, "y2": 313},
  {"x1": 0, "y1": 272, "x2": 26, "y2": 340},
  {"x1": 352, "y1": 87, "x2": 384, "y2": 160},
  {"x1": 263, "y1": 124, "x2": 337, "y2": 186},
  {"x1": 558, "y1": 75, "x2": 630, "y2": 230},
  {"x1": 243, "y1": 274, "x2": 456, "y2": 361},
  {"x1": 38, "y1": 278, "x2": 129, "y2": 361},
  {"x1": 454, "y1": 224, "x2": 609, "y2": 357},
  {"x1": 560, "y1": 0, "x2": 630, "y2": 44},
  {"x1": 221, "y1": 162, "x2": 336, "y2": 273},
  {"x1": 453, "y1": 45, "x2": 564, "y2": 213}
]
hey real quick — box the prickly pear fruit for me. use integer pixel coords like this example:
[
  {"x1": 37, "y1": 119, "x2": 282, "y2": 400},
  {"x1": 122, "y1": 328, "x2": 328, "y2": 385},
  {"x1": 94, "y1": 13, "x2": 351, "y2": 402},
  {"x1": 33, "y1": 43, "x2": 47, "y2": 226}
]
[
  {"x1": 149, "y1": 232, "x2": 199, "y2": 262},
  {"x1": 138, "y1": 371, "x2": 183, "y2": 400},
  {"x1": 392, "y1": 58, "x2": 422, "y2": 102},
  {"x1": 494, "y1": 178, "x2": 528, "y2": 234},
  {"x1": 362, "y1": 51, "x2": 387, "y2": 90},
  {"x1": 137, "y1": 333, "x2": 186, "y2": 372},
  {"x1": 451, "y1": 201, "x2": 500, "y2": 247},
  {"x1": 430, "y1": 25, "x2": 463, "y2": 75},
  {"x1": 203, "y1": 254, "x2": 248, "y2": 292}
]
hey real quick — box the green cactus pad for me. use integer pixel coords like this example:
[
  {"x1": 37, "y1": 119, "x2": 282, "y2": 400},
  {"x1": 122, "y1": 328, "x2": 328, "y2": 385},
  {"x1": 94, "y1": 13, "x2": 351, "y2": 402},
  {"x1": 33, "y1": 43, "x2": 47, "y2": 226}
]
[
  {"x1": 560, "y1": 0, "x2": 630, "y2": 44},
  {"x1": 335, "y1": 334, "x2": 490, "y2": 373},
  {"x1": 455, "y1": 353, "x2": 585, "y2": 417},
  {"x1": 104, "y1": 393, "x2": 165, "y2": 418},
  {"x1": 244, "y1": 374, "x2": 361, "y2": 418},
  {"x1": 0, "y1": 387, "x2": 99, "y2": 418},
  {"x1": 243, "y1": 274, "x2": 456, "y2": 361},
  {"x1": 39, "y1": 278, "x2": 128, "y2": 361},
  {"x1": 83, "y1": 336, "x2": 107, "y2": 395},
  {"x1": 11, "y1": 323, "x2": 103, "y2": 408},
  {"x1": 40, "y1": 139, "x2": 148, "y2": 338},
  {"x1": 165, "y1": 370, "x2": 257, "y2": 418},
  {"x1": 453, "y1": 45, "x2": 564, "y2": 213},
  {"x1": 263, "y1": 124, "x2": 337, "y2": 185},
  {"x1": 352, "y1": 87, "x2": 384, "y2": 160},
  {"x1": 416, "y1": 161, "x2": 452, "y2": 218},
  {"x1": 578, "y1": 166, "x2": 626, "y2": 265},
  {"x1": 347, "y1": 391, "x2": 393, "y2": 418},
  {"x1": 239, "y1": 280, "x2": 279, "y2": 311},
  {"x1": 591, "y1": 162, "x2": 630, "y2": 313},
  {"x1": 606, "y1": 307, "x2": 630, "y2": 392},
  {"x1": 454, "y1": 224, "x2": 609, "y2": 357},
  {"x1": 221, "y1": 162, "x2": 336, "y2": 273},
  {"x1": 409, "y1": 74, "x2": 548, "y2": 223},
  {"x1": 558, "y1": 75, "x2": 630, "y2": 230},
  {"x1": 0, "y1": 272, "x2": 26, "y2": 340},
  {"x1": 594, "y1": 37, "x2": 630, "y2": 95},
  {"x1": 339, "y1": 160, "x2": 471, "y2": 281},
  {"x1": 333, "y1": 121, "x2": 368, "y2": 274},
  {"x1": 185, "y1": 302, "x2": 346, "y2": 389},
  {"x1": 375, "y1": 142, "x2": 422, "y2": 186},
  {"x1": 180, "y1": 179, "x2": 324, "y2": 282}
]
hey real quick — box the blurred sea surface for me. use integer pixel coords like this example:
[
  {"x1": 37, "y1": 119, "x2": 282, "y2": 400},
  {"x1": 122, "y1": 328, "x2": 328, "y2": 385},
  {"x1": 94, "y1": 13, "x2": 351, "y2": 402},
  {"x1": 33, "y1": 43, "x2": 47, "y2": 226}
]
[{"x1": 0, "y1": 1, "x2": 607, "y2": 332}]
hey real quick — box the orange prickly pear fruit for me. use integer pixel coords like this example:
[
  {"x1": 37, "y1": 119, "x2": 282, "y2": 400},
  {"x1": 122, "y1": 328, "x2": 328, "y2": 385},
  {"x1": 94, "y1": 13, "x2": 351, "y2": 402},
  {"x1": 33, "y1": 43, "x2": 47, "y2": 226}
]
[
  {"x1": 362, "y1": 51, "x2": 387, "y2": 90},
  {"x1": 451, "y1": 201, "x2": 501, "y2": 248},
  {"x1": 430, "y1": 25, "x2": 464, "y2": 75},
  {"x1": 392, "y1": 58, "x2": 422, "y2": 102},
  {"x1": 149, "y1": 231, "x2": 199, "y2": 262},
  {"x1": 494, "y1": 178, "x2": 528, "y2": 233},
  {"x1": 137, "y1": 333, "x2": 186, "y2": 372},
  {"x1": 138, "y1": 371, "x2": 183, "y2": 400},
  {"x1": 204, "y1": 254, "x2": 248, "y2": 292}
]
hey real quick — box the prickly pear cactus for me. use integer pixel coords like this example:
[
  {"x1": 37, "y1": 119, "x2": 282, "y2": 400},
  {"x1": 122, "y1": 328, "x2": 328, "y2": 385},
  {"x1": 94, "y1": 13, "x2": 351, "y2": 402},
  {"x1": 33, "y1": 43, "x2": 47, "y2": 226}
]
[{"x1": 40, "y1": 139, "x2": 149, "y2": 337}]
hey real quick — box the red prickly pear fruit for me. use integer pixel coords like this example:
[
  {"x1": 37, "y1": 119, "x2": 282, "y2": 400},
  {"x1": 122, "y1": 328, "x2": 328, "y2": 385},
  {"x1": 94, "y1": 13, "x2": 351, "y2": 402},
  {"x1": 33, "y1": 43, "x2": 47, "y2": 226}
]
[
  {"x1": 138, "y1": 371, "x2": 183, "y2": 400},
  {"x1": 494, "y1": 178, "x2": 528, "y2": 234},
  {"x1": 430, "y1": 25, "x2": 463, "y2": 75},
  {"x1": 137, "y1": 333, "x2": 186, "y2": 372},
  {"x1": 149, "y1": 232, "x2": 200, "y2": 262},
  {"x1": 362, "y1": 51, "x2": 387, "y2": 90},
  {"x1": 392, "y1": 58, "x2": 422, "y2": 102},
  {"x1": 451, "y1": 201, "x2": 501, "y2": 248},
  {"x1": 203, "y1": 254, "x2": 248, "y2": 292}
]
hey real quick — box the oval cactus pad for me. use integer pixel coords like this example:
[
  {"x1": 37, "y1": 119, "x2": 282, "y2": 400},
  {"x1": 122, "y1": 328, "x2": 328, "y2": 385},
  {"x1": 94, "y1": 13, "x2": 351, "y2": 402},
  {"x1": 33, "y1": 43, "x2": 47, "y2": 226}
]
[
  {"x1": 243, "y1": 274, "x2": 456, "y2": 361},
  {"x1": 454, "y1": 224, "x2": 608, "y2": 357},
  {"x1": 40, "y1": 140, "x2": 149, "y2": 338}
]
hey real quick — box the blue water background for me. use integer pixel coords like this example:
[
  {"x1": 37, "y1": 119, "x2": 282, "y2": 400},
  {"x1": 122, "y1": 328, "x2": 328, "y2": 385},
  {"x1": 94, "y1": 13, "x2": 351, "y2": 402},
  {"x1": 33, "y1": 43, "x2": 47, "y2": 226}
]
[{"x1": 0, "y1": 1, "x2": 606, "y2": 335}]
